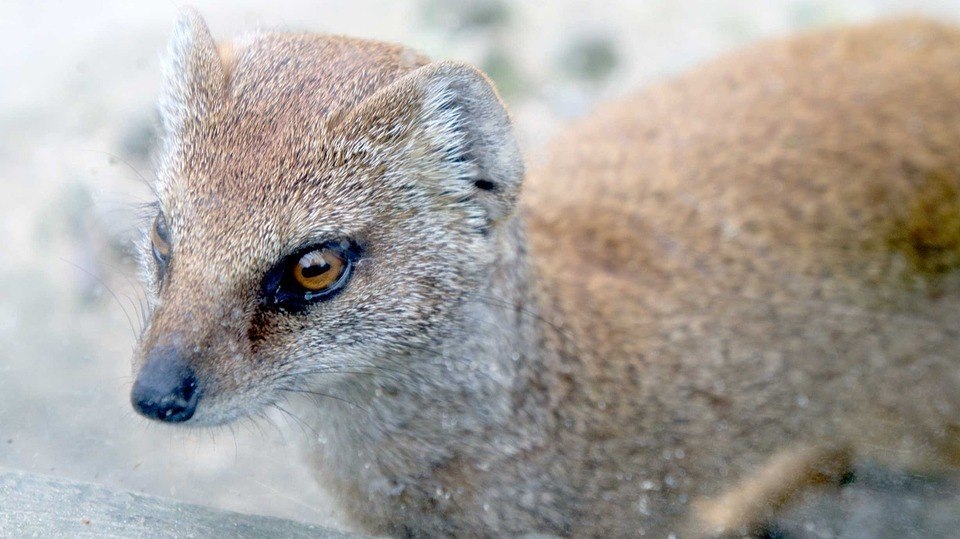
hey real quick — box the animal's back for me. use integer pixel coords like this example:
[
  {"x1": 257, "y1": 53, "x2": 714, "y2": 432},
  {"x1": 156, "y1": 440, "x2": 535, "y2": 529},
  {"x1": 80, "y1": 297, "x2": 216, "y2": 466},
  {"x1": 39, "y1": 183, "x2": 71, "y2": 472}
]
[{"x1": 524, "y1": 18, "x2": 960, "y2": 535}]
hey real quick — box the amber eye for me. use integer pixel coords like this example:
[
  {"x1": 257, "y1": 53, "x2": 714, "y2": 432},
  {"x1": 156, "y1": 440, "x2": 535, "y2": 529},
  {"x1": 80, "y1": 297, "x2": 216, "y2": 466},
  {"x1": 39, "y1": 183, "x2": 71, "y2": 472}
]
[
  {"x1": 262, "y1": 240, "x2": 360, "y2": 311},
  {"x1": 292, "y1": 248, "x2": 347, "y2": 295},
  {"x1": 151, "y1": 214, "x2": 172, "y2": 264}
]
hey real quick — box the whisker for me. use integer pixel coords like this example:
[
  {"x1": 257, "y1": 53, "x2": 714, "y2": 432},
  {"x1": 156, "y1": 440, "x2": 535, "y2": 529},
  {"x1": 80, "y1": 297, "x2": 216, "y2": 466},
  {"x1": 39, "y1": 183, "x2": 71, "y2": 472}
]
[
  {"x1": 471, "y1": 291, "x2": 579, "y2": 345},
  {"x1": 228, "y1": 422, "x2": 240, "y2": 462},
  {"x1": 78, "y1": 148, "x2": 157, "y2": 196},
  {"x1": 281, "y1": 388, "x2": 370, "y2": 416},
  {"x1": 60, "y1": 257, "x2": 138, "y2": 338},
  {"x1": 273, "y1": 401, "x2": 317, "y2": 437},
  {"x1": 255, "y1": 408, "x2": 287, "y2": 441}
]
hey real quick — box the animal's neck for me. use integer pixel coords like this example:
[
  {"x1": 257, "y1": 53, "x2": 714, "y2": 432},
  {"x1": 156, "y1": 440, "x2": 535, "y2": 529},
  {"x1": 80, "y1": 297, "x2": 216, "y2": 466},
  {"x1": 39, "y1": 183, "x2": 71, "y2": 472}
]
[
  {"x1": 304, "y1": 212, "x2": 556, "y2": 454},
  {"x1": 390, "y1": 212, "x2": 550, "y2": 426},
  {"x1": 295, "y1": 213, "x2": 572, "y2": 534}
]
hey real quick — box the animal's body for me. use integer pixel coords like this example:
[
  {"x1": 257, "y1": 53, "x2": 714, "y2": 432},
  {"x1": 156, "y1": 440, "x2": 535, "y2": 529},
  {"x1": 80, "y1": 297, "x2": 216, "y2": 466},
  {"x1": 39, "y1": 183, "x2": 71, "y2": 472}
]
[{"x1": 130, "y1": 11, "x2": 960, "y2": 537}]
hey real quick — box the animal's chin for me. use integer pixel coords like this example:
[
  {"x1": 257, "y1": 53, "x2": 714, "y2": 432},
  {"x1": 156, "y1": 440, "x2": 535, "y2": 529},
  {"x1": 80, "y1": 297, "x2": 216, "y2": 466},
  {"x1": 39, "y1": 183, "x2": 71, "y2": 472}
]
[
  {"x1": 163, "y1": 373, "x2": 353, "y2": 428},
  {"x1": 168, "y1": 394, "x2": 274, "y2": 428},
  {"x1": 181, "y1": 410, "x2": 247, "y2": 427}
]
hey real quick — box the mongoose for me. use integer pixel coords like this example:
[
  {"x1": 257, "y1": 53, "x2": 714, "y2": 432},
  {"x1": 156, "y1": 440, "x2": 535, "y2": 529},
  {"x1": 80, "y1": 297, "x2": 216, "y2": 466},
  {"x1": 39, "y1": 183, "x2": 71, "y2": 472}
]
[{"x1": 130, "y1": 9, "x2": 960, "y2": 536}]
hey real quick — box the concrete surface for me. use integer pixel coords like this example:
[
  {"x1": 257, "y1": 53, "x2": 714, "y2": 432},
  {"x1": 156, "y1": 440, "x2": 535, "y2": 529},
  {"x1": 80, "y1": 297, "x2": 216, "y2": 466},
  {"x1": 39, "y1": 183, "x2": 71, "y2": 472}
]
[
  {"x1": 776, "y1": 464, "x2": 960, "y2": 538},
  {"x1": 0, "y1": 470, "x2": 361, "y2": 538}
]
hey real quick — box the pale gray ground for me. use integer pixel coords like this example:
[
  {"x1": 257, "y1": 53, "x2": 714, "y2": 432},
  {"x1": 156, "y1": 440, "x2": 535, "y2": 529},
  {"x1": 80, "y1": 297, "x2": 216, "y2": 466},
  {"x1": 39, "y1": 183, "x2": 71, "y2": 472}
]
[
  {"x1": 0, "y1": 471, "x2": 356, "y2": 538},
  {"x1": 1, "y1": 0, "x2": 959, "y2": 533}
]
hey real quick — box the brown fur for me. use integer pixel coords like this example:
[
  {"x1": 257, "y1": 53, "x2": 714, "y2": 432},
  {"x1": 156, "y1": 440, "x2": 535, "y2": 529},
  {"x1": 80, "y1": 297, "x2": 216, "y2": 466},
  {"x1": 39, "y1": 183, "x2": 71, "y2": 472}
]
[
  {"x1": 525, "y1": 17, "x2": 960, "y2": 535},
  {"x1": 133, "y1": 10, "x2": 960, "y2": 537}
]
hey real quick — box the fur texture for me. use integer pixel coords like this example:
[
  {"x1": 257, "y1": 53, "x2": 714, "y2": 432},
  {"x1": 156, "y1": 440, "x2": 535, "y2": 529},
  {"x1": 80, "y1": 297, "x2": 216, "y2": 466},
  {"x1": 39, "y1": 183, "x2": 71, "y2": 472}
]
[{"x1": 133, "y1": 10, "x2": 960, "y2": 537}]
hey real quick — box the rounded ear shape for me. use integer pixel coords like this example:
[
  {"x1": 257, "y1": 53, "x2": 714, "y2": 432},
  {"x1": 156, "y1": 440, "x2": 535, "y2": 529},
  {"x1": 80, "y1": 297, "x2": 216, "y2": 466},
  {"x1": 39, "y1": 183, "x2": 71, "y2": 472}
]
[
  {"x1": 158, "y1": 7, "x2": 228, "y2": 135},
  {"x1": 337, "y1": 61, "x2": 525, "y2": 227}
]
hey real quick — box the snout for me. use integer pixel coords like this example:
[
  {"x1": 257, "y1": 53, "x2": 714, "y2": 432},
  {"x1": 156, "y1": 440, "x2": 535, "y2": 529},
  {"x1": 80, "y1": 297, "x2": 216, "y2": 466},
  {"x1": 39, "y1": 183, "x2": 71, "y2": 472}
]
[{"x1": 131, "y1": 345, "x2": 201, "y2": 423}]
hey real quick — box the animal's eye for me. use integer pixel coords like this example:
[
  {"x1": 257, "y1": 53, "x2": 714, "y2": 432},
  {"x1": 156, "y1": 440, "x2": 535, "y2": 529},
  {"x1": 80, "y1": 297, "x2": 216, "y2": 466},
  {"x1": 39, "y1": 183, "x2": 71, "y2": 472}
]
[
  {"x1": 261, "y1": 240, "x2": 361, "y2": 311},
  {"x1": 292, "y1": 248, "x2": 346, "y2": 294},
  {"x1": 151, "y1": 213, "x2": 172, "y2": 265}
]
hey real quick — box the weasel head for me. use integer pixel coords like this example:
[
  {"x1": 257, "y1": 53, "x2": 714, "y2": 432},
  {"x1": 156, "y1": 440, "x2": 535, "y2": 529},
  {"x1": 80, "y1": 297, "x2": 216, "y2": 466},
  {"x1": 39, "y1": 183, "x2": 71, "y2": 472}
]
[{"x1": 130, "y1": 9, "x2": 523, "y2": 426}]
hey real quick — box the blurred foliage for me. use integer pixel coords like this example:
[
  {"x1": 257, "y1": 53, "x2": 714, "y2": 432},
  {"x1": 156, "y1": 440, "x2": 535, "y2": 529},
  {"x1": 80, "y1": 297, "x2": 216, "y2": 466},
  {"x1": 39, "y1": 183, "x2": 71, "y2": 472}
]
[
  {"x1": 480, "y1": 48, "x2": 527, "y2": 99},
  {"x1": 118, "y1": 113, "x2": 159, "y2": 163},
  {"x1": 420, "y1": 0, "x2": 511, "y2": 33},
  {"x1": 556, "y1": 35, "x2": 619, "y2": 82}
]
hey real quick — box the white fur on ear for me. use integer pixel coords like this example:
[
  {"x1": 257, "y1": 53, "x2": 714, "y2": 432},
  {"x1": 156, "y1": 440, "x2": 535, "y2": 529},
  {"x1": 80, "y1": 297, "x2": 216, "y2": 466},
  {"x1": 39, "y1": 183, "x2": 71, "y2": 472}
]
[
  {"x1": 416, "y1": 62, "x2": 524, "y2": 224},
  {"x1": 339, "y1": 61, "x2": 524, "y2": 225},
  {"x1": 158, "y1": 7, "x2": 227, "y2": 135}
]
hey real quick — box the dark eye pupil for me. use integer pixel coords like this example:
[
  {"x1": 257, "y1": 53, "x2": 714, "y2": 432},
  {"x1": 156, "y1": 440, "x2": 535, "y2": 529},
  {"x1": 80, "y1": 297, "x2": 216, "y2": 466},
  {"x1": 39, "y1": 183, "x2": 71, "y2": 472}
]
[{"x1": 301, "y1": 261, "x2": 330, "y2": 277}]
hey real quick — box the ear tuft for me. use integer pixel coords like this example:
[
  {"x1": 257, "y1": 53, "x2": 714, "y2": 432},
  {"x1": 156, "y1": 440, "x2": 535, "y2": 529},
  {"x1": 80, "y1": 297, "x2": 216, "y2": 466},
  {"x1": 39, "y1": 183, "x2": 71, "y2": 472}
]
[
  {"x1": 341, "y1": 61, "x2": 524, "y2": 226},
  {"x1": 332, "y1": 61, "x2": 524, "y2": 228},
  {"x1": 417, "y1": 62, "x2": 524, "y2": 225},
  {"x1": 158, "y1": 7, "x2": 227, "y2": 135}
]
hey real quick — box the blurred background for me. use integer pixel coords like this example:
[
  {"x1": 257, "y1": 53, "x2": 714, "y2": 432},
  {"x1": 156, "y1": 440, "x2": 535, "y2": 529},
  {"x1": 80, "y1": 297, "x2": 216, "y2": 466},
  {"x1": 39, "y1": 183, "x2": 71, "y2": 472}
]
[{"x1": 1, "y1": 0, "x2": 959, "y2": 531}]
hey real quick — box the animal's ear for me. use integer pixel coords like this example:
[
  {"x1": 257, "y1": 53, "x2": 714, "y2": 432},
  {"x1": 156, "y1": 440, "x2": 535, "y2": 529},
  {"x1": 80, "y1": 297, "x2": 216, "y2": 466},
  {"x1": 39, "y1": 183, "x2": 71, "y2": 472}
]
[
  {"x1": 158, "y1": 7, "x2": 228, "y2": 135},
  {"x1": 339, "y1": 61, "x2": 525, "y2": 226}
]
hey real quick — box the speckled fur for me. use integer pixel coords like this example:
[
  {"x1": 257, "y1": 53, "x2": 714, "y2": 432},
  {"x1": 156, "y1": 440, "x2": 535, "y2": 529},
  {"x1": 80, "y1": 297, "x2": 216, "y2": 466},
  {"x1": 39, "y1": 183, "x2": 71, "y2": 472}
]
[{"x1": 134, "y1": 10, "x2": 960, "y2": 537}]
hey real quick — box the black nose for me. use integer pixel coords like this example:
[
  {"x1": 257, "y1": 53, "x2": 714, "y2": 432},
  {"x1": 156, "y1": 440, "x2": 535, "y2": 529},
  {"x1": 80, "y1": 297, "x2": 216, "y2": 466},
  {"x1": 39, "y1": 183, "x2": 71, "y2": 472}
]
[{"x1": 131, "y1": 345, "x2": 200, "y2": 423}]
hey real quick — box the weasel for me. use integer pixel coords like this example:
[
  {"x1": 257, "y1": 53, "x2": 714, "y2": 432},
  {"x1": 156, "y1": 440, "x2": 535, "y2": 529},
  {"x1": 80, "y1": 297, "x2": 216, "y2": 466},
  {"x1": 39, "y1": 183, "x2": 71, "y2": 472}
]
[{"x1": 131, "y1": 10, "x2": 960, "y2": 536}]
